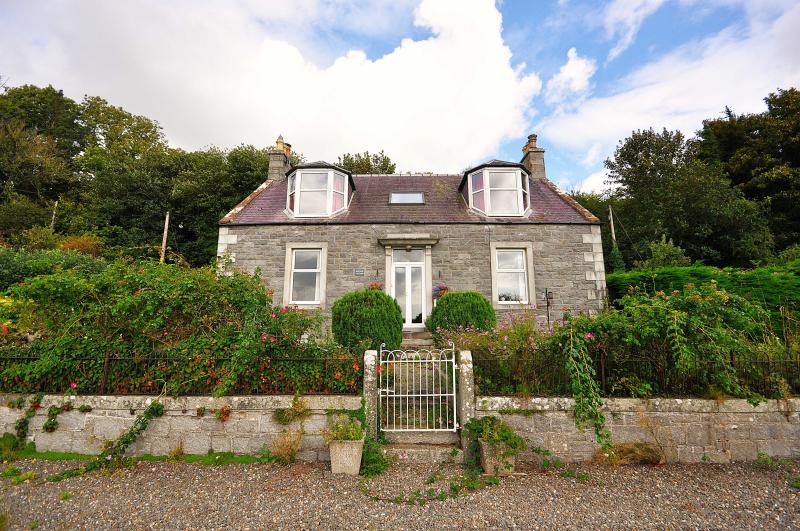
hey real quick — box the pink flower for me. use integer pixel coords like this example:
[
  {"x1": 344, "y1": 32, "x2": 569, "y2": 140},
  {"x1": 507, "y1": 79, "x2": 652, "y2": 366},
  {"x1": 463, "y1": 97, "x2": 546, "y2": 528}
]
[
  {"x1": 105, "y1": 454, "x2": 112, "y2": 461},
  {"x1": 70, "y1": 382, "x2": 77, "y2": 389},
  {"x1": 261, "y1": 334, "x2": 268, "y2": 341},
  {"x1": 281, "y1": 306, "x2": 288, "y2": 314},
  {"x1": 271, "y1": 313, "x2": 276, "y2": 318},
  {"x1": 584, "y1": 332, "x2": 594, "y2": 340},
  {"x1": 269, "y1": 336, "x2": 276, "y2": 343},
  {"x1": 138, "y1": 269, "x2": 144, "y2": 273}
]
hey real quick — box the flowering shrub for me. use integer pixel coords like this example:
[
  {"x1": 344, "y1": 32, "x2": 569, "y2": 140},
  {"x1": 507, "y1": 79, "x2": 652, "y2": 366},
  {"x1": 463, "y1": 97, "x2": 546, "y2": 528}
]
[
  {"x1": 0, "y1": 260, "x2": 362, "y2": 396},
  {"x1": 322, "y1": 414, "x2": 364, "y2": 442},
  {"x1": 440, "y1": 311, "x2": 569, "y2": 396}
]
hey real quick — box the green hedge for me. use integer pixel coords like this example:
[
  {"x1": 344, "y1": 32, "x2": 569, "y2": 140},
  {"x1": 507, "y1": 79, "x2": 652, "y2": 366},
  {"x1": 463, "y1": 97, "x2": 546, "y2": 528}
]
[
  {"x1": 331, "y1": 289, "x2": 403, "y2": 351},
  {"x1": 426, "y1": 291, "x2": 496, "y2": 333},
  {"x1": 0, "y1": 248, "x2": 108, "y2": 291},
  {"x1": 607, "y1": 261, "x2": 800, "y2": 335}
]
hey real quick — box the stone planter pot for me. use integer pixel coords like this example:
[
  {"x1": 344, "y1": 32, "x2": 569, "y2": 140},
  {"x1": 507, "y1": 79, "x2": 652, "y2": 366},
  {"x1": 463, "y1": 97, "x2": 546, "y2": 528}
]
[
  {"x1": 329, "y1": 438, "x2": 365, "y2": 475},
  {"x1": 479, "y1": 440, "x2": 516, "y2": 476}
]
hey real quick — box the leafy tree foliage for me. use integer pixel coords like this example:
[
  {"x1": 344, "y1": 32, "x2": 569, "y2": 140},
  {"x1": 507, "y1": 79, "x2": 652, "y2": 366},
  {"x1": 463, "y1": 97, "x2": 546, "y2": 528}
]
[
  {"x1": 0, "y1": 85, "x2": 88, "y2": 159},
  {"x1": 337, "y1": 150, "x2": 396, "y2": 174},
  {"x1": 633, "y1": 235, "x2": 691, "y2": 270},
  {"x1": 697, "y1": 88, "x2": 800, "y2": 250},
  {"x1": 604, "y1": 128, "x2": 773, "y2": 266}
]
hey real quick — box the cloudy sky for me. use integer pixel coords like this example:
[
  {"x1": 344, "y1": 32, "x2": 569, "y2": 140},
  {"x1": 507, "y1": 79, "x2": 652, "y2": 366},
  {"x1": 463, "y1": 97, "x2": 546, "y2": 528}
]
[{"x1": 1, "y1": 0, "x2": 798, "y2": 191}]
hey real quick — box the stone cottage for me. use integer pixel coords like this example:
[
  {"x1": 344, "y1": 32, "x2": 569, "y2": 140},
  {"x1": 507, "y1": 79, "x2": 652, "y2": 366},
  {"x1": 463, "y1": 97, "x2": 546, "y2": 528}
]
[{"x1": 217, "y1": 135, "x2": 606, "y2": 331}]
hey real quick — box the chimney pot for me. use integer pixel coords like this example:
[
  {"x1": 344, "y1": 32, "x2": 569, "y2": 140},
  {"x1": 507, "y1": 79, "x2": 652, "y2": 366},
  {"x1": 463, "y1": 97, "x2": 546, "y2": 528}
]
[
  {"x1": 521, "y1": 133, "x2": 546, "y2": 180},
  {"x1": 268, "y1": 135, "x2": 292, "y2": 182}
]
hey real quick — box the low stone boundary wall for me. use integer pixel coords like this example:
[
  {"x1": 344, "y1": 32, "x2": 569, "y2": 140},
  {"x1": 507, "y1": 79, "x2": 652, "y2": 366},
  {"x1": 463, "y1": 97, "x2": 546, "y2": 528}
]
[
  {"x1": 0, "y1": 394, "x2": 360, "y2": 461},
  {"x1": 477, "y1": 396, "x2": 800, "y2": 463}
]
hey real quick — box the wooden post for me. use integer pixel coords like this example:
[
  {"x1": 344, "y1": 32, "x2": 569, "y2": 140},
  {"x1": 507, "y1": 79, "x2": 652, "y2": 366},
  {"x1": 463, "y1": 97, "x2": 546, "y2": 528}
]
[
  {"x1": 50, "y1": 200, "x2": 58, "y2": 229},
  {"x1": 608, "y1": 205, "x2": 617, "y2": 244},
  {"x1": 160, "y1": 211, "x2": 170, "y2": 263}
]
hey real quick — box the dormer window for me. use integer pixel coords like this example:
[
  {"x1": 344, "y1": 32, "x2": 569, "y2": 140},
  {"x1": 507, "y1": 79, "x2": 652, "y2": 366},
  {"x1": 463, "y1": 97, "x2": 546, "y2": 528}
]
[
  {"x1": 287, "y1": 169, "x2": 349, "y2": 218},
  {"x1": 467, "y1": 168, "x2": 530, "y2": 216}
]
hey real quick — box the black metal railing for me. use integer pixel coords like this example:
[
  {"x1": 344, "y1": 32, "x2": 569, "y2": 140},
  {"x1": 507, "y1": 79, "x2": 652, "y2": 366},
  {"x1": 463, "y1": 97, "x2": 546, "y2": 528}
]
[
  {"x1": 0, "y1": 353, "x2": 363, "y2": 396},
  {"x1": 473, "y1": 352, "x2": 800, "y2": 398}
]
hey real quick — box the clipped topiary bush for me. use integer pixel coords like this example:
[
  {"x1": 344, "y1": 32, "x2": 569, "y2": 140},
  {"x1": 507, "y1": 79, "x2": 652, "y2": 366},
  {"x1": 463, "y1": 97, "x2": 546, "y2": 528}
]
[
  {"x1": 426, "y1": 291, "x2": 496, "y2": 333},
  {"x1": 331, "y1": 289, "x2": 403, "y2": 351}
]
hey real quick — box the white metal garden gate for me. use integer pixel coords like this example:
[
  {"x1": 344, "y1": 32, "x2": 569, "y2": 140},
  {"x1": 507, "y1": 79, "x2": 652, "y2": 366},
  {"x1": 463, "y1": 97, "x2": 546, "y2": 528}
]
[{"x1": 378, "y1": 343, "x2": 458, "y2": 432}]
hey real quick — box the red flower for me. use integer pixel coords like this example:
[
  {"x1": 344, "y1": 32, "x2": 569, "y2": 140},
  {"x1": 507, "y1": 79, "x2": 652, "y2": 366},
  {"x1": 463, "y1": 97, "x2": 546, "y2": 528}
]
[
  {"x1": 70, "y1": 381, "x2": 77, "y2": 389},
  {"x1": 348, "y1": 380, "x2": 355, "y2": 386},
  {"x1": 261, "y1": 334, "x2": 268, "y2": 341},
  {"x1": 0, "y1": 324, "x2": 8, "y2": 335},
  {"x1": 270, "y1": 336, "x2": 276, "y2": 343},
  {"x1": 353, "y1": 362, "x2": 359, "y2": 371},
  {"x1": 376, "y1": 365, "x2": 384, "y2": 375},
  {"x1": 281, "y1": 306, "x2": 288, "y2": 314},
  {"x1": 271, "y1": 313, "x2": 277, "y2": 318},
  {"x1": 138, "y1": 269, "x2": 144, "y2": 273},
  {"x1": 334, "y1": 371, "x2": 341, "y2": 379}
]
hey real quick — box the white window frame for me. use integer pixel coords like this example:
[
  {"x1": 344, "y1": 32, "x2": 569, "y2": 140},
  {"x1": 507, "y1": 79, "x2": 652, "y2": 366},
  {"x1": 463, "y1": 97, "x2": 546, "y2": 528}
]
[
  {"x1": 489, "y1": 242, "x2": 536, "y2": 309},
  {"x1": 283, "y1": 242, "x2": 328, "y2": 308},
  {"x1": 467, "y1": 168, "x2": 529, "y2": 217},
  {"x1": 287, "y1": 170, "x2": 349, "y2": 218}
]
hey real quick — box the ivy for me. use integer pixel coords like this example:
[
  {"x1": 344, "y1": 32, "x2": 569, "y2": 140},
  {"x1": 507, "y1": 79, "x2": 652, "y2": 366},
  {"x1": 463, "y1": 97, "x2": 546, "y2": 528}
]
[
  {"x1": 564, "y1": 327, "x2": 611, "y2": 449},
  {"x1": 47, "y1": 399, "x2": 166, "y2": 482}
]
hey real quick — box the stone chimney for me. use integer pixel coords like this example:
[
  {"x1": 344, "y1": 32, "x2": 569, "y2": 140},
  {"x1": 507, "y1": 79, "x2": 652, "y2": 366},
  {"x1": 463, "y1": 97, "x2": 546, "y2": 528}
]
[
  {"x1": 520, "y1": 133, "x2": 546, "y2": 180},
  {"x1": 268, "y1": 135, "x2": 292, "y2": 181}
]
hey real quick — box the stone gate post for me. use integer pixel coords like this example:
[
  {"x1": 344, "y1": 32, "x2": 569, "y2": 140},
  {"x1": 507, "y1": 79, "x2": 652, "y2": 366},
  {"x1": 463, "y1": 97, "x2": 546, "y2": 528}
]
[
  {"x1": 457, "y1": 350, "x2": 475, "y2": 446},
  {"x1": 363, "y1": 349, "x2": 378, "y2": 439}
]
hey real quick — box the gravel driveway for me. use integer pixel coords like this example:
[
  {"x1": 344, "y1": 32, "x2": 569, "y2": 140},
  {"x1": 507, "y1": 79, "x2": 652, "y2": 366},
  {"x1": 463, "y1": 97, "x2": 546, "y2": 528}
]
[{"x1": 1, "y1": 458, "x2": 798, "y2": 529}]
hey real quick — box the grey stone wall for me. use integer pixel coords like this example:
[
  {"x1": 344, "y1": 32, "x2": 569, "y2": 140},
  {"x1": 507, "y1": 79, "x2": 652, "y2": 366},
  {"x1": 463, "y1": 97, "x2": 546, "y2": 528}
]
[
  {"x1": 477, "y1": 396, "x2": 800, "y2": 463},
  {"x1": 219, "y1": 222, "x2": 606, "y2": 321},
  {"x1": 1, "y1": 394, "x2": 360, "y2": 461}
]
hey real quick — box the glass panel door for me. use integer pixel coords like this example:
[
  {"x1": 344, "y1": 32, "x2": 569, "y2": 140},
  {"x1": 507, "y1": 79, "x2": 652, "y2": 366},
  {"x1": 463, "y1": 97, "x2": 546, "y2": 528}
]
[{"x1": 392, "y1": 249, "x2": 426, "y2": 328}]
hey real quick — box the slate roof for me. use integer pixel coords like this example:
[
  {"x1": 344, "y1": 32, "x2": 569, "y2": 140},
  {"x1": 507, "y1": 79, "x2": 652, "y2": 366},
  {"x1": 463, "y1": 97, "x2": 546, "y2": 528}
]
[{"x1": 221, "y1": 173, "x2": 599, "y2": 225}]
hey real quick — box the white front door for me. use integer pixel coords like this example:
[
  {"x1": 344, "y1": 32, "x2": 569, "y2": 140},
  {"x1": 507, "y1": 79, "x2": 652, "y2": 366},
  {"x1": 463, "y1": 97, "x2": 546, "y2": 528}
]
[{"x1": 391, "y1": 249, "x2": 426, "y2": 328}]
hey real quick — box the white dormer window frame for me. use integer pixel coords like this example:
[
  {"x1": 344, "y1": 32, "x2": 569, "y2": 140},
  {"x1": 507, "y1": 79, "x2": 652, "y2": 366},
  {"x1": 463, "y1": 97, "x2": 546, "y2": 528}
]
[
  {"x1": 286, "y1": 169, "x2": 349, "y2": 218},
  {"x1": 467, "y1": 168, "x2": 530, "y2": 217}
]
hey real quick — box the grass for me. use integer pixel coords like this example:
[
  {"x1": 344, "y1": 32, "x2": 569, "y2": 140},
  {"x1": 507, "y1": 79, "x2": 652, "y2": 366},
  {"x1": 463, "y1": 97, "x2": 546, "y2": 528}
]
[
  {"x1": 593, "y1": 443, "x2": 663, "y2": 466},
  {"x1": 136, "y1": 451, "x2": 276, "y2": 466},
  {"x1": 15, "y1": 449, "x2": 94, "y2": 461}
]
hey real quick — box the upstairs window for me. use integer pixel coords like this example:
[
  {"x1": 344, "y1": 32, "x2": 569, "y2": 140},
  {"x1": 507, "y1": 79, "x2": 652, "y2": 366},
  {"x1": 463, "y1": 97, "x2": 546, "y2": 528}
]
[
  {"x1": 287, "y1": 169, "x2": 349, "y2": 217},
  {"x1": 468, "y1": 169, "x2": 529, "y2": 216},
  {"x1": 389, "y1": 192, "x2": 424, "y2": 204}
]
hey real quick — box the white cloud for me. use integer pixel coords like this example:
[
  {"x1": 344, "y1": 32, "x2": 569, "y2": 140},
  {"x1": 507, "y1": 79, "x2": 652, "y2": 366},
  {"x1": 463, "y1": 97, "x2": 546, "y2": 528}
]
[
  {"x1": 602, "y1": 0, "x2": 667, "y2": 61},
  {"x1": 538, "y1": 3, "x2": 800, "y2": 186},
  {"x1": 0, "y1": 0, "x2": 541, "y2": 172},
  {"x1": 578, "y1": 169, "x2": 611, "y2": 194},
  {"x1": 544, "y1": 47, "x2": 597, "y2": 104}
]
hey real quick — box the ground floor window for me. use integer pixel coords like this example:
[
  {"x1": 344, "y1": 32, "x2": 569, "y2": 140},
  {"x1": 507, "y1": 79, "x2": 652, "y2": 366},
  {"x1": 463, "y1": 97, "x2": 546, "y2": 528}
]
[
  {"x1": 490, "y1": 241, "x2": 535, "y2": 309},
  {"x1": 496, "y1": 249, "x2": 528, "y2": 303},
  {"x1": 283, "y1": 243, "x2": 328, "y2": 307}
]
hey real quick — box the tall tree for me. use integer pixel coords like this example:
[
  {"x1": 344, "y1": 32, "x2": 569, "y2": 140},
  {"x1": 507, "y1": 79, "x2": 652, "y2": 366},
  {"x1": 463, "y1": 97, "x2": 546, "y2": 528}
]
[
  {"x1": 697, "y1": 88, "x2": 800, "y2": 250},
  {"x1": 337, "y1": 150, "x2": 396, "y2": 174},
  {"x1": 0, "y1": 84, "x2": 87, "y2": 160},
  {"x1": 76, "y1": 97, "x2": 172, "y2": 249},
  {"x1": 170, "y1": 145, "x2": 269, "y2": 265},
  {"x1": 605, "y1": 128, "x2": 773, "y2": 266}
]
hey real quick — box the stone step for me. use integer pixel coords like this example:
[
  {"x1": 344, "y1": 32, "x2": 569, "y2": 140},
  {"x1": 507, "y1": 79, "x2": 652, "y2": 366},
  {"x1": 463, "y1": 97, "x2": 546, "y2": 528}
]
[
  {"x1": 382, "y1": 443, "x2": 464, "y2": 464},
  {"x1": 402, "y1": 330, "x2": 433, "y2": 340},
  {"x1": 384, "y1": 431, "x2": 460, "y2": 445},
  {"x1": 400, "y1": 338, "x2": 434, "y2": 348}
]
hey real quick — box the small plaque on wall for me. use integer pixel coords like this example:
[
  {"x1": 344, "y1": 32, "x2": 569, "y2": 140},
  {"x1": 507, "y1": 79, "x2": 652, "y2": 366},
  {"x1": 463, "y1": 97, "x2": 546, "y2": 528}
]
[{"x1": 354, "y1": 268, "x2": 365, "y2": 276}]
